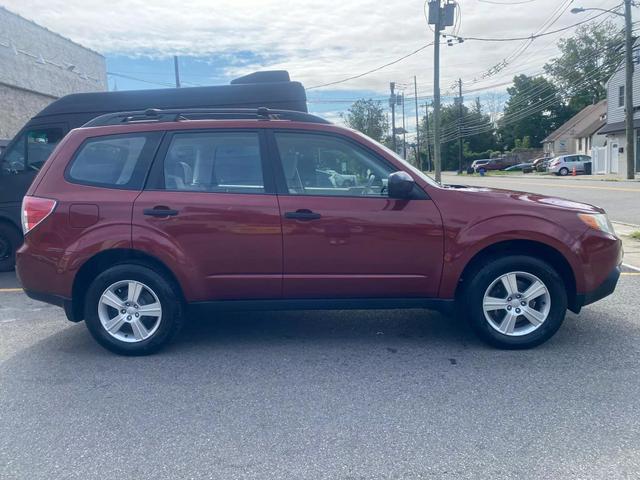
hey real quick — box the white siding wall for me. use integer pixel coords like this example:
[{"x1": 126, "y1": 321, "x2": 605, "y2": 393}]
[{"x1": 606, "y1": 59, "x2": 640, "y2": 124}]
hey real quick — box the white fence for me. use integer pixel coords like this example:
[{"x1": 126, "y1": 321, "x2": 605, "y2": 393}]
[{"x1": 591, "y1": 147, "x2": 607, "y2": 174}]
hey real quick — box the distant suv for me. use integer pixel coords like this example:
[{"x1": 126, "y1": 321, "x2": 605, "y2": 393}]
[
  {"x1": 17, "y1": 108, "x2": 622, "y2": 355},
  {"x1": 547, "y1": 154, "x2": 592, "y2": 176}
]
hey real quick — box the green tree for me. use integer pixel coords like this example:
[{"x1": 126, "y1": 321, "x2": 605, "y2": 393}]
[
  {"x1": 544, "y1": 20, "x2": 622, "y2": 111},
  {"x1": 497, "y1": 75, "x2": 569, "y2": 149},
  {"x1": 341, "y1": 99, "x2": 389, "y2": 143},
  {"x1": 420, "y1": 98, "x2": 497, "y2": 170}
]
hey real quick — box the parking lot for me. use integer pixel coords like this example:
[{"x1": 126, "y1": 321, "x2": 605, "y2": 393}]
[
  {"x1": 1, "y1": 266, "x2": 640, "y2": 478},
  {"x1": 2, "y1": 174, "x2": 640, "y2": 479}
]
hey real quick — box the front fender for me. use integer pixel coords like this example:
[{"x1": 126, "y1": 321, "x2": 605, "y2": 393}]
[{"x1": 438, "y1": 214, "x2": 586, "y2": 298}]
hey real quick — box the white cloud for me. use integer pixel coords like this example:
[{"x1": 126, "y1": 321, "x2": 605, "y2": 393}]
[{"x1": 1, "y1": 0, "x2": 624, "y2": 95}]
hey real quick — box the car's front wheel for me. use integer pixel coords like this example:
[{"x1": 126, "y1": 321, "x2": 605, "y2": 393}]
[
  {"x1": 84, "y1": 264, "x2": 184, "y2": 355},
  {"x1": 463, "y1": 255, "x2": 567, "y2": 349}
]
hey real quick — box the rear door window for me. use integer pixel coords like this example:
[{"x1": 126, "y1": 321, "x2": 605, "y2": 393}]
[
  {"x1": 161, "y1": 131, "x2": 266, "y2": 194},
  {"x1": 67, "y1": 132, "x2": 162, "y2": 189}
]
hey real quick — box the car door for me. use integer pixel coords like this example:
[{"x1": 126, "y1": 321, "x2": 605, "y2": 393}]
[
  {"x1": 132, "y1": 129, "x2": 283, "y2": 302},
  {"x1": 270, "y1": 130, "x2": 444, "y2": 299},
  {"x1": 566, "y1": 155, "x2": 579, "y2": 170}
]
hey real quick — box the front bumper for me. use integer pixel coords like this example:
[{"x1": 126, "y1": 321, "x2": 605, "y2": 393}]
[{"x1": 572, "y1": 265, "x2": 621, "y2": 312}]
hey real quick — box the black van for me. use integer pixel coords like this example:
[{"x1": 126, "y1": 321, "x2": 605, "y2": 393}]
[{"x1": 0, "y1": 71, "x2": 307, "y2": 271}]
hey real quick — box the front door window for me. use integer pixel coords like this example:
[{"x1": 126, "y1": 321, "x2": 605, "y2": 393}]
[{"x1": 273, "y1": 132, "x2": 394, "y2": 197}]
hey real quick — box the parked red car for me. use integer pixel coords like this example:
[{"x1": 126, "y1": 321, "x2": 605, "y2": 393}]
[{"x1": 17, "y1": 108, "x2": 622, "y2": 355}]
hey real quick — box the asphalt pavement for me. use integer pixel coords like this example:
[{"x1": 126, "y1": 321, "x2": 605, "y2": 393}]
[
  {"x1": 442, "y1": 173, "x2": 640, "y2": 226},
  {"x1": 2, "y1": 173, "x2": 639, "y2": 479},
  {"x1": 1, "y1": 272, "x2": 640, "y2": 479}
]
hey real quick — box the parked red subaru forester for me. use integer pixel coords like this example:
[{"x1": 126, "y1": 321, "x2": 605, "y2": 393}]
[{"x1": 16, "y1": 108, "x2": 622, "y2": 355}]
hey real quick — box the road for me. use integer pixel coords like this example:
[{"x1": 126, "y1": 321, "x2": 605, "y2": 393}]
[
  {"x1": 2, "y1": 270, "x2": 640, "y2": 479},
  {"x1": 442, "y1": 173, "x2": 640, "y2": 226}
]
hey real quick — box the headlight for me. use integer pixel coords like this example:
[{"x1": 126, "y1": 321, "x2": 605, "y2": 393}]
[{"x1": 578, "y1": 213, "x2": 616, "y2": 236}]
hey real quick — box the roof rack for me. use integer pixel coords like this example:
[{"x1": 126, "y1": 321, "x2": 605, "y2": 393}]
[{"x1": 83, "y1": 107, "x2": 331, "y2": 128}]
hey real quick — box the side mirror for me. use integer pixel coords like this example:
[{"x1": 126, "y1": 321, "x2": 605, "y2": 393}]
[{"x1": 388, "y1": 171, "x2": 415, "y2": 199}]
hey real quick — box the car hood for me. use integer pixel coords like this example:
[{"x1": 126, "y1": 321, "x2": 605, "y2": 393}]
[{"x1": 442, "y1": 184, "x2": 604, "y2": 214}]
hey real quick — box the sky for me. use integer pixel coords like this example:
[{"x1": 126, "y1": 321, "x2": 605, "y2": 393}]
[{"x1": 1, "y1": 0, "x2": 627, "y2": 127}]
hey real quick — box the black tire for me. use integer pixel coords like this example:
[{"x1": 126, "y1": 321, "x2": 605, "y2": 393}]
[
  {"x1": 84, "y1": 264, "x2": 184, "y2": 355},
  {"x1": 0, "y1": 223, "x2": 21, "y2": 272},
  {"x1": 462, "y1": 255, "x2": 567, "y2": 349},
  {"x1": 558, "y1": 167, "x2": 569, "y2": 176}
]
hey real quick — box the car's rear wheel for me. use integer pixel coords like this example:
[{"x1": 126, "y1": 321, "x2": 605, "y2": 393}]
[
  {"x1": 463, "y1": 255, "x2": 567, "y2": 349},
  {"x1": 558, "y1": 167, "x2": 569, "y2": 176},
  {"x1": 0, "y1": 223, "x2": 21, "y2": 272},
  {"x1": 84, "y1": 264, "x2": 184, "y2": 355}
]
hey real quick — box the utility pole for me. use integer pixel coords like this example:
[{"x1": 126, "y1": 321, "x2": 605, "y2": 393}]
[
  {"x1": 428, "y1": 1, "x2": 456, "y2": 182},
  {"x1": 432, "y1": 10, "x2": 442, "y2": 182},
  {"x1": 173, "y1": 55, "x2": 181, "y2": 88},
  {"x1": 424, "y1": 103, "x2": 432, "y2": 171},
  {"x1": 457, "y1": 78, "x2": 464, "y2": 174},
  {"x1": 572, "y1": 2, "x2": 634, "y2": 178},
  {"x1": 401, "y1": 93, "x2": 407, "y2": 159},
  {"x1": 414, "y1": 76, "x2": 421, "y2": 169},
  {"x1": 624, "y1": 0, "x2": 635, "y2": 179},
  {"x1": 389, "y1": 82, "x2": 397, "y2": 153}
]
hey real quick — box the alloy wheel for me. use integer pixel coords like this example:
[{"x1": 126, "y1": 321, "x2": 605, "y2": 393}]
[
  {"x1": 98, "y1": 280, "x2": 162, "y2": 343},
  {"x1": 482, "y1": 271, "x2": 551, "y2": 336}
]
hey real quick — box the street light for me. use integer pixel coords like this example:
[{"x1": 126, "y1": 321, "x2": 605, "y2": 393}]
[
  {"x1": 570, "y1": 7, "x2": 623, "y2": 15},
  {"x1": 572, "y1": 1, "x2": 635, "y2": 179}
]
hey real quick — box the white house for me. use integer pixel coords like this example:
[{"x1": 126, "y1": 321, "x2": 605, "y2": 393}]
[
  {"x1": 542, "y1": 100, "x2": 606, "y2": 157},
  {"x1": 596, "y1": 39, "x2": 640, "y2": 177}
]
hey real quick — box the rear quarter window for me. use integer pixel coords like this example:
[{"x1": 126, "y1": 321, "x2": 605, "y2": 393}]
[{"x1": 67, "y1": 132, "x2": 162, "y2": 189}]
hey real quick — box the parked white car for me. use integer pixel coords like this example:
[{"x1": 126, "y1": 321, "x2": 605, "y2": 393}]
[{"x1": 547, "y1": 154, "x2": 591, "y2": 176}]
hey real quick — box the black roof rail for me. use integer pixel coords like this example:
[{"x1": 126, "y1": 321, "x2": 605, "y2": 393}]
[{"x1": 83, "y1": 107, "x2": 331, "y2": 128}]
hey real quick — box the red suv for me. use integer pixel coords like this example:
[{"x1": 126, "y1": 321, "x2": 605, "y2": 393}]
[{"x1": 16, "y1": 108, "x2": 622, "y2": 355}]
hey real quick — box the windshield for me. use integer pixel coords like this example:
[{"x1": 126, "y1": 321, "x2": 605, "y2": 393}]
[{"x1": 352, "y1": 130, "x2": 441, "y2": 187}]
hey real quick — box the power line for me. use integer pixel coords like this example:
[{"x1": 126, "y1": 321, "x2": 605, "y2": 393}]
[
  {"x1": 447, "y1": 6, "x2": 619, "y2": 42},
  {"x1": 306, "y1": 42, "x2": 435, "y2": 90},
  {"x1": 107, "y1": 71, "x2": 175, "y2": 87}
]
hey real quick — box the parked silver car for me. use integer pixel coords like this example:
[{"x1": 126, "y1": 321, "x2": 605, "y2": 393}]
[{"x1": 547, "y1": 154, "x2": 591, "y2": 176}]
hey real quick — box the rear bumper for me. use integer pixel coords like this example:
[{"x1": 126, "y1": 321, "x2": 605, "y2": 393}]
[
  {"x1": 572, "y1": 265, "x2": 620, "y2": 312},
  {"x1": 23, "y1": 289, "x2": 80, "y2": 322}
]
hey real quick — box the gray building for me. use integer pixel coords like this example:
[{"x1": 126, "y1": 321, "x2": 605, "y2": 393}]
[
  {"x1": 0, "y1": 6, "x2": 107, "y2": 140},
  {"x1": 597, "y1": 38, "x2": 640, "y2": 177}
]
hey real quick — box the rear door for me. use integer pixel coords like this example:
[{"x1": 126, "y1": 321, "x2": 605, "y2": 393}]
[
  {"x1": 270, "y1": 130, "x2": 443, "y2": 299},
  {"x1": 132, "y1": 129, "x2": 283, "y2": 302}
]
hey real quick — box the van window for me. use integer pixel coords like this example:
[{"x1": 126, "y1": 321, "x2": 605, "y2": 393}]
[
  {"x1": 68, "y1": 133, "x2": 162, "y2": 189},
  {"x1": 162, "y1": 132, "x2": 265, "y2": 194},
  {"x1": 1, "y1": 134, "x2": 26, "y2": 175},
  {"x1": 0, "y1": 127, "x2": 64, "y2": 175},
  {"x1": 27, "y1": 128, "x2": 65, "y2": 170}
]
